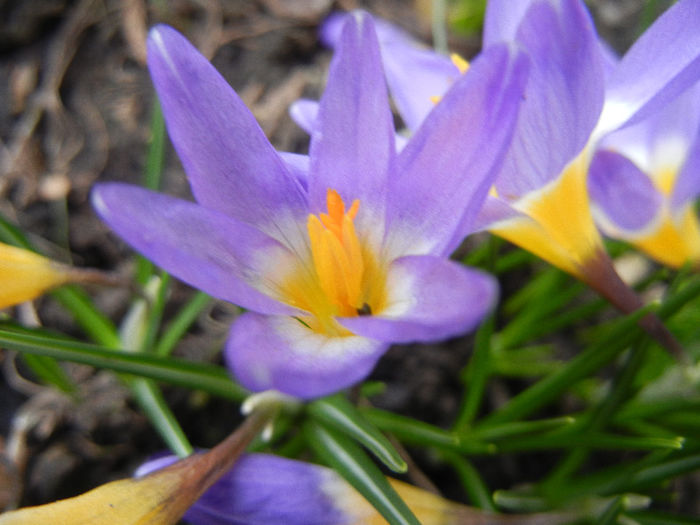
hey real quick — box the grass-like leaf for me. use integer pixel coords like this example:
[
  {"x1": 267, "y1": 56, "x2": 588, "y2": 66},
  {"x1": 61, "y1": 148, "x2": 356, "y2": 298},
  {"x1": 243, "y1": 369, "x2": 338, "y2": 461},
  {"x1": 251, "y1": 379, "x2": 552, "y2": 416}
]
[
  {"x1": 304, "y1": 420, "x2": 420, "y2": 525},
  {"x1": 0, "y1": 328, "x2": 247, "y2": 401},
  {"x1": 307, "y1": 394, "x2": 407, "y2": 473}
]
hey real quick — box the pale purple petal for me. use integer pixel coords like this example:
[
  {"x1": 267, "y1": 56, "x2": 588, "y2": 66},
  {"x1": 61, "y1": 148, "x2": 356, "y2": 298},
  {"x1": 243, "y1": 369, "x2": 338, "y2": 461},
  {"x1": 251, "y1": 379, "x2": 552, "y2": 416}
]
[
  {"x1": 494, "y1": 0, "x2": 605, "y2": 198},
  {"x1": 483, "y1": 0, "x2": 534, "y2": 46},
  {"x1": 385, "y1": 44, "x2": 529, "y2": 257},
  {"x1": 588, "y1": 150, "x2": 661, "y2": 233},
  {"x1": 340, "y1": 256, "x2": 497, "y2": 343},
  {"x1": 602, "y1": 82, "x2": 700, "y2": 171},
  {"x1": 671, "y1": 126, "x2": 700, "y2": 211},
  {"x1": 318, "y1": 11, "x2": 347, "y2": 48},
  {"x1": 323, "y1": 12, "x2": 458, "y2": 131},
  {"x1": 308, "y1": 12, "x2": 395, "y2": 234},
  {"x1": 472, "y1": 196, "x2": 526, "y2": 232},
  {"x1": 279, "y1": 151, "x2": 309, "y2": 188},
  {"x1": 147, "y1": 25, "x2": 308, "y2": 240},
  {"x1": 138, "y1": 453, "x2": 348, "y2": 525},
  {"x1": 602, "y1": 0, "x2": 700, "y2": 130},
  {"x1": 225, "y1": 313, "x2": 388, "y2": 399},
  {"x1": 372, "y1": 21, "x2": 459, "y2": 131},
  {"x1": 598, "y1": 38, "x2": 619, "y2": 80},
  {"x1": 289, "y1": 98, "x2": 319, "y2": 134},
  {"x1": 92, "y1": 183, "x2": 297, "y2": 316}
]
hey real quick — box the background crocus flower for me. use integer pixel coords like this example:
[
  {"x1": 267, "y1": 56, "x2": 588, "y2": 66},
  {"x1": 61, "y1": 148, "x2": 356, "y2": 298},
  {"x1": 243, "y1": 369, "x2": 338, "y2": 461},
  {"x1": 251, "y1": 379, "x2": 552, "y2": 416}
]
[
  {"x1": 138, "y1": 452, "x2": 572, "y2": 525},
  {"x1": 589, "y1": 82, "x2": 700, "y2": 269},
  {"x1": 320, "y1": 1, "x2": 699, "y2": 354},
  {"x1": 477, "y1": 0, "x2": 700, "y2": 289},
  {"x1": 92, "y1": 14, "x2": 528, "y2": 399},
  {"x1": 0, "y1": 242, "x2": 73, "y2": 308},
  {"x1": 0, "y1": 242, "x2": 117, "y2": 309}
]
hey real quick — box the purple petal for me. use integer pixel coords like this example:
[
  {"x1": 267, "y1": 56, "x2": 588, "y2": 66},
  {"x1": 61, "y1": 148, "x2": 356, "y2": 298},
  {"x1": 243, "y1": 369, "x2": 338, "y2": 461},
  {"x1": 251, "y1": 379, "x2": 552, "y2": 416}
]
[
  {"x1": 588, "y1": 150, "x2": 661, "y2": 234},
  {"x1": 602, "y1": 0, "x2": 700, "y2": 130},
  {"x1": 308, "y1": 12, "x2": 395, "y2": 236},
  {"x1": 138, "y1": 453, "x2": 348, "y2": 525},
  {"x1": 318, "y1": 11, "x2": 347, "y2": 48},
  {"x1": 483, "y1": 0, "x2": 534, "y2": 46},
  {"x1": 92, "y1": 183, "x2": 297, "y2": 315},
  {"x1": 494, "y1": 0, "x2": 605, "y2": 198},
  {"x1": 373, "y1": 21, "x2": 460, "y2": 131},
  {"x1": 385, "y1": 43, "x2": 529, "y2": 257},
  {"x1": 599, "y1": 82, "x2": 700, "y2": 213},
  {"x1": 322, "y1": 12, "x2": 458, "y2": 131},
  {"x1": 671, "y1": 125, "x2": 700, "y2": 211},
  {"x1": 147, "y1": 25, "x2": 308, "y2": 240},
  {"x1": 278, "y1": 151, "x2": 309, "y2": 188},
  {"x1": 288, "y1": 98, "x2": 319, "y2": 134},
  {"x1": 225, "y1": 313, "x2": 388, "y2": 399},
  {"x1": 340, "y1": 256, "x2": 497, "y2": 343},
  {"x1": 472, "y1": 196, "x2": 527, "y2": 232}
]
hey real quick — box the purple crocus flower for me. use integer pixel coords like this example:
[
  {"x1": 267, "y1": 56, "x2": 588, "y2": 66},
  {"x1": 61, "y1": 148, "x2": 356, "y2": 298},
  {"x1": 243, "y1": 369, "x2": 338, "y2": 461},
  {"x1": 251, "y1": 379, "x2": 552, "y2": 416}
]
[
  {"x1": 92, "y1": 13, "x2": 528, "y2": 399},
  {"x1": 137, "y1": 452, "x2": 572, "y2": 525},
  {"x1": 589, "y1": 82, "x2": 700, "y2": 269},
  {"x1": 321, "y1": 1, "x2": 700, "y2": 330}
]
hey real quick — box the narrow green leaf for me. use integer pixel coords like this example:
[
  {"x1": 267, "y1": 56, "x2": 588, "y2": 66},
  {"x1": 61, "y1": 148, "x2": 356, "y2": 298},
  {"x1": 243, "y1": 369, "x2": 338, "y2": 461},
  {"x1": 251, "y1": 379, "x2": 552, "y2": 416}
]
[
  {"x1": 20, "y1": 353, "x2": 76, "y2": 394},
  {"x1": 454, "y1": 313, "x2": 494, "y2": 430},
  {"x1": 304, "y1": 420, "x2": 421, "y2": 525},
  {"x1": 467, "y1": 416, "x2": 575, "y2": 442},
  {"x1": 562, "y1": 452, "x2": 700, "y2": 500},
  {"x1": 626, "y1": 510, "x2": 700, "y2": 525},
  {"x1": 544, "y1": 343, "x2": 652, "y2": 487},
  {"x1": 594, "y1": 496, "x2": 624, "y2": 525},
  {"x1": 154, "y1": 291, "x2": 210, "y2": 357},
  {"x1": 0, "y1": 214, "x2": 33, "y2": 249},
  {"x1": 479, "y1": 306, "x2": 652, "y2": 427},
  {"x1": 308, "y1": 395, "x2": 407, "y2": 473},
  {"x1": 141, "y1": 271, "x2": 170, "y2": 352},
  {"x1": 606, "y1": 453, "x2": 700, "y2": 494},
  {"x1": 495, "y1": 432, "x2": 683, "y2": 452},
  {"x1": 136, "y1": 99, "x2": 167, "y2": 285},
  {"x1": 0, "y1": 328, "x2": 247, "y2": 400},
  {"x1": 442, "y1": 452, "x2": 496, "y2": 511},
  {"x1": 127, "y1": 377, "x2": 193, "y2": 457},
  {"x1": 361, "y1": 407, "x2": 494, "y2": 454},
  {"x1": 52, "y1": 286, "x2": 121, "y2": 348},
  {"x1": 143, "y1": 100, "x2": 166, "y2": 191}
]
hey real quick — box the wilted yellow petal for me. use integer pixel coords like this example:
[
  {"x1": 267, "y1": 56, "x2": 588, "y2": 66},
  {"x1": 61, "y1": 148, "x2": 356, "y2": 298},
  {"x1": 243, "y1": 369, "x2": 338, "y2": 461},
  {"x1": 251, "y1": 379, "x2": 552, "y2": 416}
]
[
  {"x1": 0, "y1": 403, "x2": 275, "y2": 525},
  {"x1": 0, "y1": 464, "x2": 199, "y2": 525},
  {"x1": 0, "y1": 243, "x2": 71, "y2": 309}
]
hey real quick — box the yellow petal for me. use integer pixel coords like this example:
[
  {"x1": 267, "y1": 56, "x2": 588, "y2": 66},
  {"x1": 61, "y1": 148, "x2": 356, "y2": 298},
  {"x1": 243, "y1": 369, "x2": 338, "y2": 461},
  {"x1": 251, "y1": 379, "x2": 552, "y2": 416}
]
[
  {"x1": 490, "y1": 153, "x2": 603, "y2": 279},
  {"x1": 0, "y1": 243, "x2": 71, "y2": 309},
  {"x1": 633, "y1": 205, "x2": 700, "y2": 269}
]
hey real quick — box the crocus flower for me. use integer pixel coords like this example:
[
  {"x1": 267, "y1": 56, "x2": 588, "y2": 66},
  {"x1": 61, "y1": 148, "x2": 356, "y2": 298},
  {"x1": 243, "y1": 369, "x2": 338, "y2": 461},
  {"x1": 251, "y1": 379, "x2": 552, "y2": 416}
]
[
  {"x1": 92, "y1": 14, "x2": 528, "y2": 399},
  {"x1": 321, "y1": 1, "x2": 700, "y2": 350},
  {"x1": 137, "y1": 452, "x2": 572, "y2": 525},
  {"x1": 589, "y1": 82, "x2": 700, "y2": 269},
  {"x1": 475, "y1": 0, "x2": 700, "y2": 294},
  {"x1": 0, "y1": 403, "x2": 275, "y2": 525},
  {"x1": 0, "y1": 242, "x2": 115, "y2": 309}
]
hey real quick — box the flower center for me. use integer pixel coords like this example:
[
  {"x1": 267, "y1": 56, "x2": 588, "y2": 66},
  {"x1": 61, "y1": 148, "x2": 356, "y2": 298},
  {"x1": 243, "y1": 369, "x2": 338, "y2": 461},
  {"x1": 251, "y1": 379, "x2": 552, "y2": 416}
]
[
  {"x1": 307, "y1": 189, "x2": 366, "y2": 318},
  {"x1": 281, "y1": 189, "x2": 386, "y2": 335}
]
